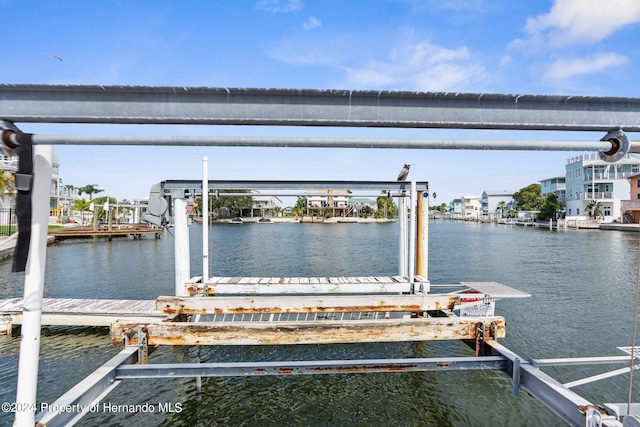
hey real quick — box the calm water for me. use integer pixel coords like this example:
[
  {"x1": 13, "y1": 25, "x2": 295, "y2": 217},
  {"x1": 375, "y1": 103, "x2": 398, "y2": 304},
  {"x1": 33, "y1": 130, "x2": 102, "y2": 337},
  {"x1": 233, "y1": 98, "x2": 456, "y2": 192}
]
[{"x1": 1, "y1": 221, "x2": 640, "y2": 426}]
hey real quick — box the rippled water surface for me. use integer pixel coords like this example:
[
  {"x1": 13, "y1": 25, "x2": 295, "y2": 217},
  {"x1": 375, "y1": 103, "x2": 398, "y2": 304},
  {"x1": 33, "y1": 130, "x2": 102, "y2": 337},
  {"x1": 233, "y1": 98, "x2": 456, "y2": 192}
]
[{"x1": 1, "y1": 221, "x2": 640, "y2": 426}]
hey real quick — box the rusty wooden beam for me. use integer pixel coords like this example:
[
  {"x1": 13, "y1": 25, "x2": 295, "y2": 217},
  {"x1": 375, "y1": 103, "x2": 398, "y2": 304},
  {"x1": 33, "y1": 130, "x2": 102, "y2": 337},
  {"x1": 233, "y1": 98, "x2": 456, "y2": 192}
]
[
  {"x1": 111, "y1": 316, "x2": 505, "y2": 346},
  {"x1": 156, "y1": 294, "x2": 461, "y2": 315}
]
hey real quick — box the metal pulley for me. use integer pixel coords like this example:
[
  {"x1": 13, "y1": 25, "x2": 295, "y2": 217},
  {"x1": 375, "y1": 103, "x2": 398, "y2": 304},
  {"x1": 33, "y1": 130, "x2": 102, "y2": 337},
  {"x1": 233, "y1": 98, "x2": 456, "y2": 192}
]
[{"x1": 599, "y1": 129, "x2": 630, "y2": 163}]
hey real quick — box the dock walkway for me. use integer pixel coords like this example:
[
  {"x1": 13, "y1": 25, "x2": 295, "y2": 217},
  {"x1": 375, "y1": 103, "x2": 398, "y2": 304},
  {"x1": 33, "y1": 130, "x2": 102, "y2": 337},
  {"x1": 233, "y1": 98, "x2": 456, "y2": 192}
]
[{"x1": 0, "y1": 297, "x2": 164, "y2": 332}]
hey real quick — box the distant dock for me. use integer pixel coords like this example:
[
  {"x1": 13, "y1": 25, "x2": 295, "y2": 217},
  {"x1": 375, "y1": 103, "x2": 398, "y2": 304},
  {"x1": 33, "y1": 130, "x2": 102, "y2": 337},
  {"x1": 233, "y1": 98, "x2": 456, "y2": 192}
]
[{"x1": 47, "y1": 225, "x2": 163, "y2": 240}]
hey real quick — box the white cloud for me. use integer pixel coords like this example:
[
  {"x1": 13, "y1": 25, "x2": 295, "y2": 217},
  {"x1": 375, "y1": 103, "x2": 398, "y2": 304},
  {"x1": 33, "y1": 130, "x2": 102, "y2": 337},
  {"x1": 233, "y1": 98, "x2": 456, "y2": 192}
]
[
  {"x1": 303, "y1": 16, "x2": 321, "y2": 31},
  {"x1": 543, "y1": 52, "x2": 629, "y2": 80},
  {"x1": 524, "y1": 0, "x2": 640, "y2": 46},
  {"x1": 347, "y1": 41, "x2": 484, "y2": 91},
  {"x1": 256, "y1": 0, "x2": 302, "y2": 13}
]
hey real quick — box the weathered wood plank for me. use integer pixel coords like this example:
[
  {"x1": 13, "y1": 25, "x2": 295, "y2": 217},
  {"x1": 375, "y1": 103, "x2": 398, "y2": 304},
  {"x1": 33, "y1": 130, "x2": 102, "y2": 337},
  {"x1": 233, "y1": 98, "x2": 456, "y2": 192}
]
[
  {"x1": 156, "y1": 294, "x2": 461, "y2": 315},
  {"x1": 187, "y1": 282, "x2": 411, "y2": 295},
  {"x1": 0, "y1": 298, "x2": 159, "y2": 315},
  {"x1": 111, "y1": 317, "x2": 506, "y2": 345}
]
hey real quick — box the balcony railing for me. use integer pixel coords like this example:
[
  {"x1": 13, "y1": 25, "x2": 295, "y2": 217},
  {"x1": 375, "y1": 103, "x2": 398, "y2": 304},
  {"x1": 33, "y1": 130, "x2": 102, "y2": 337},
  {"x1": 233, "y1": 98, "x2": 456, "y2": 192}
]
[
  {"x1": 577, "y1": 192, "x2": 613, "y2": 200},
  {"x1": 622, "y1": 200, "x2": 640, "y2": 209},
  {"x1": 584, "y1": 171, "x2": 634, "y2": 181}
]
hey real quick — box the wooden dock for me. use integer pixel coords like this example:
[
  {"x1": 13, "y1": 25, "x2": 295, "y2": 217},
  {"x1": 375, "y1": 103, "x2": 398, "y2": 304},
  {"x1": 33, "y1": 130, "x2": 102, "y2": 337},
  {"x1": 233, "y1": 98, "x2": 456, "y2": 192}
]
[
  {"x1": 0, "y1": 297, "x2": 165, "y2": 333},
  {"x1": 0, "y1": 278, "x2": 529, "y2": 346},
  {"x1": 47, "y1": 225, "x2": 163, "y2": 240}
]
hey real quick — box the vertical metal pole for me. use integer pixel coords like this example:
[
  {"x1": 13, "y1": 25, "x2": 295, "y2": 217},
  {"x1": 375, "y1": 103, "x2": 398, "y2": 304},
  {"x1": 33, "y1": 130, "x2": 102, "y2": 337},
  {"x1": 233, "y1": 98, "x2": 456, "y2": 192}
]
[
  {"x1": 202, "y1": 157, "x2": 209, "y2": 282},
  {"x1": 408, "y1": 181, "x2": 417, "y2": 287},
  {"x1": 416, "y1": 190, "x2": 429, "y2": 283},
  {"x1": 174, "y1": 198, "x2": 190, "y2": 296},
  {"x1": 14, "y1": 145, "x2": 53, "y2": 427},
  {"x1": 398, "y1": 195, "x2": 407, "y2": 277}
]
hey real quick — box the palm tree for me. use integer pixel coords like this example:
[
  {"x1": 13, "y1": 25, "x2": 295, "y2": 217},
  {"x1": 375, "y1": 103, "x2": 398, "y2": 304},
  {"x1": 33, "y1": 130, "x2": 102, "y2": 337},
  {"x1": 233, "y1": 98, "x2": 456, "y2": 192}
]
[
  {"x1": 586, "y1": 200, "x2": 604, "y2": 220},
  {"x1": 497, "y1": 201, "x2": 507, "y2": 218},
  {"x1": 73, "y1": 198, "x2": 92, "y2": 224},
  {"x1": 77, "y1": 184, "x2": 104, "y2": 201}
]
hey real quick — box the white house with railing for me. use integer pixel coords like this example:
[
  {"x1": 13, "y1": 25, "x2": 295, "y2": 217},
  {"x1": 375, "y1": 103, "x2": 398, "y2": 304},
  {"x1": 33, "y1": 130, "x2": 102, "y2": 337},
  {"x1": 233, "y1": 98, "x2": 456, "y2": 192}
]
[
  {"x1": 461, "y1": 195, "x2": 481, "y2": 220},
  {"x1": 251, "y1": 195, "x2": 282, "y2": 217},
  {"x1": 481, "y1": 190, "x2": 517, "y2": 219},
  {"x1": 306, "y1": 190, "x2": 352, "y2": 218},
  {"x1": 565, "y1": 153, "x2": 640, "y2": 222},
  {"x1": 1, "y1": 154, "x2": 79, "y2": 215}
]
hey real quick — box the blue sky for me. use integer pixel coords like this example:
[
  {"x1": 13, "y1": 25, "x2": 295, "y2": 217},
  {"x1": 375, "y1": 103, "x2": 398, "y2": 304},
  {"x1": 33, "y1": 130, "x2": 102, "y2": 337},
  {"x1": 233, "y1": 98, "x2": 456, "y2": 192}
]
[{"x1": 2, "y1": 0, "x2": 640, "y2": 204}]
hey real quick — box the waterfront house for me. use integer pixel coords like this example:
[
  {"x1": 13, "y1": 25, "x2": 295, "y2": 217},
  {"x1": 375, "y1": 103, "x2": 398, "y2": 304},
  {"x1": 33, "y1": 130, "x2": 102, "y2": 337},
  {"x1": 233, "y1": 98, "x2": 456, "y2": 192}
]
[
  {"x1": 461, "y1": 195, "x2": 481, "y2": 220},
  {"x1": 564, "y1": 153, "x2": 640, "y2": 222},
  {"x1": 481, "y1": 190, "x2": 516, "y2": 219},
  {"x1": 621, "y1": 172, "x2": 640, "y2": 223},
  {"x1": 539, "y1": 176, "x2": 566, "y2": 204},
  {"x1": 349, "y1": 197, "x2": 377, "y2": 217},
  {"x1": 448, "y1": 198, "x2": 463, "y2": 218},
  {"x1": 1, "y1": 154, "x2": 78, "y2": 218},
  {"x1": 251, "y1": 195, "x2": 282, "y2": 217},
  {"x1": 306, "y1": 189, "x2": 352, "y2": 218}
]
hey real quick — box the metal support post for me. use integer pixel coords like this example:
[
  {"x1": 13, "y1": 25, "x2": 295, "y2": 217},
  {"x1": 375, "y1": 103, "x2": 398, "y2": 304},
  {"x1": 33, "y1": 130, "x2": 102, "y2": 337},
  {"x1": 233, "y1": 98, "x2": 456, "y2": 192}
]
[
  {"x1": 398, "y1": 196, "x2": 407, "y2": 277},
  {"x1": 174, "y1": 197, "x2": 190, "y2": 297},
  {"x1": 416, "y1": 189, "x2": 429, "y2": 283},
  {"x1": 14, "y1": 144, "x2": 54, "y2": 427},
  {"x1": 408, "y1": 181, "x2": 417, "y2": 289},
  {"x1": 202, "y1": 156, "x2": 209, "y2": 282}
]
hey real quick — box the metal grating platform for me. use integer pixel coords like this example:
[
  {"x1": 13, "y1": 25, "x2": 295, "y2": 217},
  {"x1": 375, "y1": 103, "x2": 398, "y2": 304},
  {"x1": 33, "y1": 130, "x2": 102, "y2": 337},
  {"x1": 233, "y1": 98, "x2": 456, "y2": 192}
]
[
  {"x1": 618, "y1": 346, "x2": 640, "y2": 359},
  {"x1": 461, "y1": 282, "x2": 531, "y2": 299}
]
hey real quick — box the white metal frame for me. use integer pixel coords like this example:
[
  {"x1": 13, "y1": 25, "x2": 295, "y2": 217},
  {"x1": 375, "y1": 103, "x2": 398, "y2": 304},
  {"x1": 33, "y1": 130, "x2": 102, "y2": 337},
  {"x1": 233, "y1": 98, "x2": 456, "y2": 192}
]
[{"x1": 3, "y1": 84, "x2": 640, "y2": 426}]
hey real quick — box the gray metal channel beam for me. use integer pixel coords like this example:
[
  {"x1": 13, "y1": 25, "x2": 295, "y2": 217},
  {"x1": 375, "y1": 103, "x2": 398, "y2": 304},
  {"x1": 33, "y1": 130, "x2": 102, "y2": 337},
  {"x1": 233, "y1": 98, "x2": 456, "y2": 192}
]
[
  {"x1": 485, "y1": 341, "x2": 622, "y2": 427},
  {"x1": 35, "y1": 346, "x2": 138, "y2": 427},
  {"x1": 114, "y1": 356, "x2": 507, "y2": 379},
  {"x1": 2, "y1": 84, "x2": 640, "y2": 131},
  {"x1": 161, "y1": 179, "x2": 428, "y2": 192}
]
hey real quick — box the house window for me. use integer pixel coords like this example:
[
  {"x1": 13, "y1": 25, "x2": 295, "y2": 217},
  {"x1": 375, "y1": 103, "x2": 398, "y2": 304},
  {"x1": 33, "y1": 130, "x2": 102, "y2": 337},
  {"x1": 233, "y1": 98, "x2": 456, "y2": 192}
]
[
  {"x1": 568, "y1": 209, "x2": 572, "y2": 215},
  {"x1": 636, "y1": 178, "x2": 640, "y2": 188},
  {"x1": 604, "y1": 206, "x2": 611, "y2": 216},
  {"x1": 567, "y1": 170, "x2": 572, "y2": 180},
  {"x1": 577, "y1": 208, "x2": 580, "y2": 215},
  {"x1": 576, "y1": 168, "x2": 581, "y2": 178},
  {"x1": 634, "y1": 165, "x2": 640, "y2": 174}
]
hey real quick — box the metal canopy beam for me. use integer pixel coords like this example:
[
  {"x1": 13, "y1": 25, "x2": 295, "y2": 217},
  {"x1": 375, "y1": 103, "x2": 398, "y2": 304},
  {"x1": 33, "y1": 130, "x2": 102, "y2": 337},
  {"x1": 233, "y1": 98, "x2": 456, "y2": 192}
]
[
  {"x1": 113, "y1": 356, "x2": 508, "y2": 379},
  {"x1": 161, "y1": 179, "x2": 427, "y2": 192},
  {"x1": 2, "y1": 84, "x2": 640, "y2": 131}
]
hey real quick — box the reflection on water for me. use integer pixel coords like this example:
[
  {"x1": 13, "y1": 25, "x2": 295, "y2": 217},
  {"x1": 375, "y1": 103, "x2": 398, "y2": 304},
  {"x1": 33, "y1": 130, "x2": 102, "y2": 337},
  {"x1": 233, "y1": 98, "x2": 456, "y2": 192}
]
[{"x1": 1, "y1": 221, "x2": 640, "y2": 425}]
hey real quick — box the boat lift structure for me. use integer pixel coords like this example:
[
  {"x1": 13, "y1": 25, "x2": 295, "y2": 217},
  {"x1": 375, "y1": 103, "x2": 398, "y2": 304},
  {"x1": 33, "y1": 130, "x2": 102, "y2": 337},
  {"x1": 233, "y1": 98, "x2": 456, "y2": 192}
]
[{"x1": 2, "y1": 85, "x2": 640, "y2": 426}]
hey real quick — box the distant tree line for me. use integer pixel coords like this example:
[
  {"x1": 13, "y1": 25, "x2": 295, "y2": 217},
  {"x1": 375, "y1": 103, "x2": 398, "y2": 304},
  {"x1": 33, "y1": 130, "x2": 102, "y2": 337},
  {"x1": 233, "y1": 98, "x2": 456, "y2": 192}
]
[{"x1": 512, "y1": 183, "x2": 564, "y2": 220}]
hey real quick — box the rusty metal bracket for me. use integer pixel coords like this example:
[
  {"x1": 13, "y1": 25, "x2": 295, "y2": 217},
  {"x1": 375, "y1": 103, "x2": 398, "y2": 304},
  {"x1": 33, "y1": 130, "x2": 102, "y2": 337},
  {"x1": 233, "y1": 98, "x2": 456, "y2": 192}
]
[
  {"x1": 138, "y1": 326, "x2": 149, "y2": 364},
  {"x1": 475, "y1": 322, "x2": 485, "y2": 356}
]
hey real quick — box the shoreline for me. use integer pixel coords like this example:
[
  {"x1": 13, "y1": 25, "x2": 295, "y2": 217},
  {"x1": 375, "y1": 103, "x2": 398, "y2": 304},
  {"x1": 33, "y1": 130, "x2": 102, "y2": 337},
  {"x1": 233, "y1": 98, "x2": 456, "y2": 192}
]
[{"x1": 199, "y1": 217, "x2": 397, "y2": 224}]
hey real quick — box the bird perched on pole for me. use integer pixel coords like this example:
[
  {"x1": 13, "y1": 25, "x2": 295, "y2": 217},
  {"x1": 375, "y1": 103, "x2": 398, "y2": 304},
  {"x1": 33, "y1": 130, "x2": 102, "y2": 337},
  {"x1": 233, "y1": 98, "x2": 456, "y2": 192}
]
[{"x1": 397, "y1": 164, "x2": 412, "y2": 181}]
